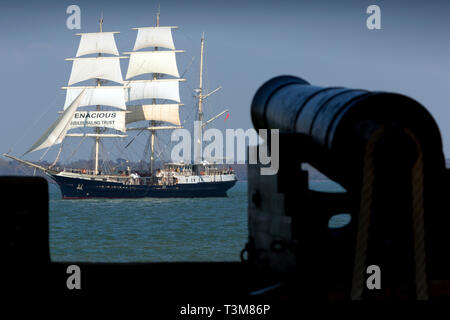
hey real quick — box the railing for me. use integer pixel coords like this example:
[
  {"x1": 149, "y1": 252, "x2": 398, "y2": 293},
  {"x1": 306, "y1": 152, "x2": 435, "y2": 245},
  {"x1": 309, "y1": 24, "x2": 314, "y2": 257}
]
[{"x1": 58, "y1": 167, "x2": 234, "y2": 186}]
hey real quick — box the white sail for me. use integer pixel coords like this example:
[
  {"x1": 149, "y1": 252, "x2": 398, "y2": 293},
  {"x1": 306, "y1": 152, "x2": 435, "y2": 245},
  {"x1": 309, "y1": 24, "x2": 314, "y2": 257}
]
[
  {"x1": 63, "y1": 86, "x2": 126, "y2": 110},
  {"x1": 126, "y1": 104, "x2": 181, "y2": 125},
  {"x1": 76, "y1": 32, "x2": 119, "y2": 57},
  {"x1": 24, "y1": 90, "x2": 86, "y2": 155},
  {"x1": 66, "y1": 133, "x2": 127, "y2": 138},
  {"x1": 125, "y1": 51, "x2": 180, "y2": 79},
  {"x1": 67, "y1": 57, "x2": 124, "y2": 85},
  {"x1": 68, "y1": 110, "x2": 127, "y2": 132},
  {"x1": 133, "y1": 27, "x2": 176, "y2": 51},
  {"x1": 125, "y1": 79, "x2": 182, "y2": 103}
]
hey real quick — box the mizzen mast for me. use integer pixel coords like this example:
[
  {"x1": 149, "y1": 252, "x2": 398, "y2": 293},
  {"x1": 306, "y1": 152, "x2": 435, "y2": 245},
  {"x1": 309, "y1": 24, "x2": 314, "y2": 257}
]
[
  {"x1": 198, "y1": 33, "x2": 205, "y2": 128},
  {"x1": 194, "y1": 34, "x2": 224, "y2": 164}
]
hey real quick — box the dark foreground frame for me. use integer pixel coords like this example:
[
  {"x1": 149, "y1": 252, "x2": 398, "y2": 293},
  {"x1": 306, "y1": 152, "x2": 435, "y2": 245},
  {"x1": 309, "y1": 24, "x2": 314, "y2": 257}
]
[
  {"x1": 4, "y1": 176, "x2": 301, "y2": 315},
  {"x1": 4, "y1": 174, "x2": 450, "y2": 312}
]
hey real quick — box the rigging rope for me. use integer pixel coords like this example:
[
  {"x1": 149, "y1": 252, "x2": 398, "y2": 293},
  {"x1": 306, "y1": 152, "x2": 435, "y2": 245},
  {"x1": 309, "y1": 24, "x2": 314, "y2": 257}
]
[
  {"x1": 350, "y1": 126, "x2": 429, "y2": 300},
  {"x1": 38, "y1": 141, "x2": 54, "y2": 162},
  {"x1": 351, "y1": 126, "x2": 386, "y2": 300},
  {"x1": 8, "y1": 91, "x2": 64, "y2": 156},
  {"x1": 50, "y1": 143, "x2": 64, "y2": 168},
  {"x1": 404, "y1": 128, "x2": 429, "y2": 300},
  {"x1": 65, "y1": 136, "x2": 87, "y2": 163}
]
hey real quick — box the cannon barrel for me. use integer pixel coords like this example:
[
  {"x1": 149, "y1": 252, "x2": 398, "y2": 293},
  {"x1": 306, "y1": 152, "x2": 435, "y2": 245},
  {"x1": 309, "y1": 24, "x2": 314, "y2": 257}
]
[
  {"x1": 251, "y1": 75, "x2": 446, "y2": 190},
  {"x1": 248, "y1": 76, "x2": 450, "y2": 297}
]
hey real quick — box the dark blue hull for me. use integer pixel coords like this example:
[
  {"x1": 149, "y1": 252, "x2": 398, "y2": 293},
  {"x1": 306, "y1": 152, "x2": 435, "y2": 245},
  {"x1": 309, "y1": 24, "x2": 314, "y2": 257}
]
[{"x1": 50, "y1": 174, "x2": 237, "y2": 199}]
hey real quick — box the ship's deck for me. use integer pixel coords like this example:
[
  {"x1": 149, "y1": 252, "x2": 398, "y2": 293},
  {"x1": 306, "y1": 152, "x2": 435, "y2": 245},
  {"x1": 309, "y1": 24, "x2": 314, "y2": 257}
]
[{"x1": 54, "y1": 167, "x2": 236, "y2": 187}]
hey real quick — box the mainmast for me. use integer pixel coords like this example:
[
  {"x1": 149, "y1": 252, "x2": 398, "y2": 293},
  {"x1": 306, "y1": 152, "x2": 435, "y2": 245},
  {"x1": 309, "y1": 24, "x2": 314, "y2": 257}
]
[
  {"x1": 149, "y1": 10, "x2": 160, "y2": 175},
  {"x1": 124, "y1": 10, "x2": 184, "y2": 175}
]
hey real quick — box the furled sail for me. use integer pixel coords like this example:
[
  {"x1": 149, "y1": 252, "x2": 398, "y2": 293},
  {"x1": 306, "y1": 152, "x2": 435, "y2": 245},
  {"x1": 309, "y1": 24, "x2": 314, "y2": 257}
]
[
  {"x1": 126, "y1": 104, "x2": 181, "y2": 126},
  {"x1": 133, "y1": 27, "x2": 176, "y2": 51},
  {"x1": 67, "y1": 57, "x2": 124, "y2": 85},
  {"x1": 68, "y1": 110, "x2": 127, "y2": 132},
  {"x1": 125, "y1": 79, "x2": 182, "y2": 103},
  {"x1": 24, "y1": 90, "x2": 86, "y2": 155},
  {"x1": 76, "y1": 32, "x2": 119, "y2": 57},
  {"x1": 63, "y1": 86, "x2": 126, "y2": 110},
  {"x1": 125, "y1": 51, "x2": 180, "y2": 79}
]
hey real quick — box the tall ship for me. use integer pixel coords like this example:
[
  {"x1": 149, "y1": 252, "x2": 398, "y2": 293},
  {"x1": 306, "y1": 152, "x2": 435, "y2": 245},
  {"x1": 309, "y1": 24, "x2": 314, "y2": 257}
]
[{"x1": 4, "y1": 13, "x2": 237, "y2": 198}]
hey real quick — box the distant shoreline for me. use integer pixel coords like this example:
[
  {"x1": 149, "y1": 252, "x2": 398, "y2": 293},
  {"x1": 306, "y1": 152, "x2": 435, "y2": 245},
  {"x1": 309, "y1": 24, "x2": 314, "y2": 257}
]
[{"x1": 2, "y1": 158, "x2": 449, "y2": 185}]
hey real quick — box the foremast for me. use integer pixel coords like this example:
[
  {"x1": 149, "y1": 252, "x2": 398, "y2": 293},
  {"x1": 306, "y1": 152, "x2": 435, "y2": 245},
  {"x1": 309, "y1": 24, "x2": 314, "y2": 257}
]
[
  {"x1": 65, "y1": 16, "x2": 127, "y2": 175},
  {"x1": 16, "y1": 17, "x2": 126, "y2": 171},
  {"x1": 94, "y1": 16, "x2": 103, "y2": 175}
]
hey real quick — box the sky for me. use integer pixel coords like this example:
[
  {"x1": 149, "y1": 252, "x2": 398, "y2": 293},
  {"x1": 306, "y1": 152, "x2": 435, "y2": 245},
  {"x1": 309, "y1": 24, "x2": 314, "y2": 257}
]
[{"x1": 1, "y1": 0, "x2": 450, "y2": 162}]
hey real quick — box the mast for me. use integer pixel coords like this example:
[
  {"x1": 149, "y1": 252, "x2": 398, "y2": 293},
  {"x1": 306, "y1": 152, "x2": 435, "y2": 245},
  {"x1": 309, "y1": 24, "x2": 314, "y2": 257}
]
[
  {"x1": 124, "y1": 10, "x2": 183, "y2": 175},
  {"x1": 195, "y1": 33, "x2": 205, "y2": 164},
  {"x1": 149, "y1": 10, "x2": 160, "y2": 175},
  {"x1": 193, "y1": 34, "x2": 226, "y2": 164},
  {"x1": 22, "y1": 16, "x2": 126, "y2": 160},
  {"x1": 94, "y1": 15, "x2": 103, "y2": 175},
  {"x1": 198, "y1": 33, "x2": 204, "y2": 122},
  {"x1": 198, "y1": 33, "x2": 205, "y2": 125}
]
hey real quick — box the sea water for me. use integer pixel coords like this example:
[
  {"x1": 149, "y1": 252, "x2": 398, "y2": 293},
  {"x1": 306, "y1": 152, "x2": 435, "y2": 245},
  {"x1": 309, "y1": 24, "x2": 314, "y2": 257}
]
[{"x1": 50, "y1": 180, "x2": 346, "y2": 262}]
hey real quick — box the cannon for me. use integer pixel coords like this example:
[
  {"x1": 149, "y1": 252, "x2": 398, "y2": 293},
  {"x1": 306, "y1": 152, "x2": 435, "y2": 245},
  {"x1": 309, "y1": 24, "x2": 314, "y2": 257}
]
[{"x1": 246, "y1": 75, "x2": 450, "y2": 299}]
